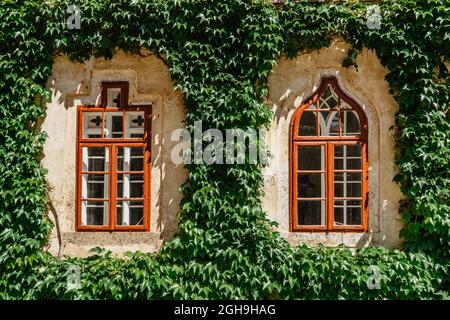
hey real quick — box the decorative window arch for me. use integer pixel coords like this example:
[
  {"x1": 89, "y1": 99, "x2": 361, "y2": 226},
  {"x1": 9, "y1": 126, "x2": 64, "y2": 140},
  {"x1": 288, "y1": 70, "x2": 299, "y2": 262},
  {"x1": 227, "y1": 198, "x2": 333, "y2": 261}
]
[{"x1": 290, "y1": 77, "x2": 368, "y2": 232}]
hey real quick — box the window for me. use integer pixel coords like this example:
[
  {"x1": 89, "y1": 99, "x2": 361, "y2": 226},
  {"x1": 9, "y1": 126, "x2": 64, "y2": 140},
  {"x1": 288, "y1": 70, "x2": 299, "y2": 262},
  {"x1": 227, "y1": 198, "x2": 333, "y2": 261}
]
[
  {"x1": 290, "y1": 77, "x2": 368, "y2": 232},
  {"x1": 76, "y1": 82, "x2": 151, "y2": 231}
]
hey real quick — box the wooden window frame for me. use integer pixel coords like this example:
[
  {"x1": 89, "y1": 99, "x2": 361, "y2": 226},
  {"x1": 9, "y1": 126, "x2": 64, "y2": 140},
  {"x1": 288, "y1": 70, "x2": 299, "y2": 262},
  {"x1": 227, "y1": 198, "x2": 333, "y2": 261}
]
[
  {"x1": 290, "y1": 77, "x2": 368, "y2": 232},
  {"x1": 101, "y1": 81, "x2": 129, "y2": 108},
  {"x1": 76, "y1": 97, "x2": 151, "y2": 231}
]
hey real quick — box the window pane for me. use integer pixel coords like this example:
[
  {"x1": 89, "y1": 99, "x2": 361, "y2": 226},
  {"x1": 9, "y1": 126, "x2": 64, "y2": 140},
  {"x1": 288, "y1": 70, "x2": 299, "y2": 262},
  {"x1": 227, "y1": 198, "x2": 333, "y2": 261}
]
[
  {"x1": 81, "y1": 201, "x2": 108, "y2": 226},
  {"x1": 117, "y1": 174, "x2": 144, "y2": 198},
  {"x1": 297, "y1": 200, "x2": 325, "y2": 226},
  {"x1": 130, "y1": 147, "x2": 144, "y2": 171},
  {"x1": 116, "y1": 201, "x2": 144, "y2": 226},
  {"x1": 334, "y1": 200, "x2": 362, "y2": 226},
  {"x1": 334, "y1": 172, "x2": 362, "y2": 198},
  {"x1": 297, "y1": 145, "x2": 324, "y2": 171},
  {"x1": 347, "y1": 200, "x2": 362, "y2": 225},
  {"x1": 342, "y1": 111, "x2": 361, "y2": 136},
  {"x1": 334, "y1": 204, "x2": 344, "y2": 225},
  {"x1": 82, "y1": 147, "x2": 109, "y2": 171},
  {"x1": 319, "y1": 86, "x2": 338, "y2": 109},
  {"x1": 117, "y1": 147, "x2": 144, "y2": 172},
  {"x1": 125, "y1": 112, "x2": 145, "y2": 138},
  {"x1": 298, "y1": 112, "x2": 317, "y2": 136},
  {"x1": 104, "y1": 112, "x2": 123, "y2": 138},
  {"x1": 82, "y1": 174, "x2": 109, "y2": 198},
  {"x1": 130, "y1": 174, "x2": 144, "y2": 198},
  {"x1": 319, "y1": 111, "x2": 339, "y2": 136},
  {"x1": 83, "y1": 112, "x2": 103, "y2": 138},
  {"x1": 106, "y1": 88, "x2": 121, "y2": 108},
  {"x1": 298, "y1": 173, "x2": 324, "y2": 198},
  {"x1": 334, "y1": 145, "x2": 362, "y2": 170}
]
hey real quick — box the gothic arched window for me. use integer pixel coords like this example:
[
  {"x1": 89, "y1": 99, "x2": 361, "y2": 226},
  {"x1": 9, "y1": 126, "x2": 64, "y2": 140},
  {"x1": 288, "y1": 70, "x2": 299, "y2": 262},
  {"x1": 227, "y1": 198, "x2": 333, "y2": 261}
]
[{"x1": 290, "y1": 77, "x2": 368, "y2": 232}]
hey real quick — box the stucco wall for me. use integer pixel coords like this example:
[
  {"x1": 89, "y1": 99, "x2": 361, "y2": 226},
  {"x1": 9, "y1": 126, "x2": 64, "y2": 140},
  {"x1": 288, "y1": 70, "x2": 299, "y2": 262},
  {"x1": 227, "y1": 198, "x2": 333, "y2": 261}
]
[
  {"x1": 263, "y1": 39, "x2": 404, "y2": 248},
  {"x1": 42, "y1": 42, "x2": 404, "y2": 257},
  {"x1": 43, "y1": 50, "x2": 187, "y2": 257}
]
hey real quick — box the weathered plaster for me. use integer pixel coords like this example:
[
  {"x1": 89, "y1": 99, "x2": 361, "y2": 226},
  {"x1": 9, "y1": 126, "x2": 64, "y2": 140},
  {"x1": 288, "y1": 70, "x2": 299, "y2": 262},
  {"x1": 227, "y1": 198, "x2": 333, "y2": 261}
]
[
  {"x1": 43, "y1": 50, "x2": 187, "y2": 257},
  {"x1": 263, "y1": 39, "x2": 404, "y2": 248}
]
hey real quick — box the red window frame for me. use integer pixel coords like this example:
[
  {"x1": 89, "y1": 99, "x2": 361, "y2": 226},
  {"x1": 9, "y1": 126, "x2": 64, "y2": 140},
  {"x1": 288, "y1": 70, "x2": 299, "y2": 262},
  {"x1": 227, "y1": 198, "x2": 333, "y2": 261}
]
[
  {"x1": 289, "y1": 77, "x2": 369, "y2": 232},
  {"x1": 75, "y1": 83, "x2": 151, "y2": 231}
]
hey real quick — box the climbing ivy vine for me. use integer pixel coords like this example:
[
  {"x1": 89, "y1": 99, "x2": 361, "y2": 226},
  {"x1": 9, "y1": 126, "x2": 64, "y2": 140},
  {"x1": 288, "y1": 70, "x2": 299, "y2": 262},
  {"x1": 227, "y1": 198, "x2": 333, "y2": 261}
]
[{"x1": 0, "y1": 0, "x2": 448, "y2": 299}]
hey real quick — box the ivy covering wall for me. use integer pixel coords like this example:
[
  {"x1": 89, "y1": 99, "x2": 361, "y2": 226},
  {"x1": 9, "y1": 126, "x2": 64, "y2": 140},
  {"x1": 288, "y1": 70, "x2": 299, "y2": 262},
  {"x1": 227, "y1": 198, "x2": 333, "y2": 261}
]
[{"x1": 0, "y1": 0, "x2": 448, "y2": 299}]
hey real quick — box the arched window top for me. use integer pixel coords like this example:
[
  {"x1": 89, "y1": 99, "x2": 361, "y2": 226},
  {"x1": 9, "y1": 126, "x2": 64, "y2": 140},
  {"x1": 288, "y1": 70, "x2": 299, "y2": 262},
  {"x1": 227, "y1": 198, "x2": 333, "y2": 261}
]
[
  {"x1": 292, "y1": 77, "x2": 368, "y2": 140},
  {"x1": 290, "y1": 77, "x2": 368, "y2": 232}
]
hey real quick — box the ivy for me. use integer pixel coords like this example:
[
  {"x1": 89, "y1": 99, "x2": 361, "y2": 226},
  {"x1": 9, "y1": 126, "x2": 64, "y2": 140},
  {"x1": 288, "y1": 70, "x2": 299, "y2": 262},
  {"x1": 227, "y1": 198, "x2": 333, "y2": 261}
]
[{"x1": 0, "y1": 0, "x2": 448, "y2": 299}]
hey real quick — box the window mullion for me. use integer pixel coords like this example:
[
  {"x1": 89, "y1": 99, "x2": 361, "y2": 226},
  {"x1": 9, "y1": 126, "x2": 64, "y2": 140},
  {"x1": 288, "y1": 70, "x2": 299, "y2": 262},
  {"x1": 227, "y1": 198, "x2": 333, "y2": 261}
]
[
  {"x1": 110, "y1": 145, "x2": 116, "y2": 230},
  {"x1": 104, "y1": 147, "x2": 110, "y2": 226},
  {"x1": 327, "y1": 142, "x2": 334, "y2": 230},
  {"x1": 81, "y1": 146, "x2": 88, "y2": 225},
  {"x1": 123, "y1": 147, "x2": 131, "y2": 226}
]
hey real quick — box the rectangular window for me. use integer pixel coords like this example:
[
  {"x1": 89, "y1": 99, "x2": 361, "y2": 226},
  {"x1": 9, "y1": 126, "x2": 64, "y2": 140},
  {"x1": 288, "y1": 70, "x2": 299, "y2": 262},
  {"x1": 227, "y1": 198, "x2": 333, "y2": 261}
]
[
  {"x1": 76, "y1": 103, "x2": 151, "y2": 231},
  {"x1": 291, "y1": 141, "x2": 367, "y2": 232}
]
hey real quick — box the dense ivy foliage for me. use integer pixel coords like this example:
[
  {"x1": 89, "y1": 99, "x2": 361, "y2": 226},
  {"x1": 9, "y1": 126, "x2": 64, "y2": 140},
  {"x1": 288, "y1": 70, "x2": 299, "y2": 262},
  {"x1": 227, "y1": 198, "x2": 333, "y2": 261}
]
[{"x1": 0, "y1": 0, "x2": 448, "y2": 299}]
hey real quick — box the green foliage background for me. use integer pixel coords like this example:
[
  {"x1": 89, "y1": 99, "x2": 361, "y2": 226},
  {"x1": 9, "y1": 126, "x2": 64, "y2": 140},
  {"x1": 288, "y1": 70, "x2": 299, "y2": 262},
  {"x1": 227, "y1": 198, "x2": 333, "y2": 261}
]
[{"x1": 0, "y1": 0, "x2": 448, "y2": 299}]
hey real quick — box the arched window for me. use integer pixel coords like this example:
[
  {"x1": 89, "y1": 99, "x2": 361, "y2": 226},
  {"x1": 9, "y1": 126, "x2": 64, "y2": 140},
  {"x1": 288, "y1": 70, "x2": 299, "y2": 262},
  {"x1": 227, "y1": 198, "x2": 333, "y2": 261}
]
[{"x1": 290, "y1": 77, "x2": 368, "y2": 232}]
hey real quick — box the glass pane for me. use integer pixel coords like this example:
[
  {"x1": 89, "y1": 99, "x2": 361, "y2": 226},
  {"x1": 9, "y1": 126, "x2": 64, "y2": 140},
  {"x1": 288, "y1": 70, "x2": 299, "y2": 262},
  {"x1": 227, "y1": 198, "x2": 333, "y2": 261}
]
[
  {"x1": 319, "y1": 111, "x2": 339, "y2": 136},
  {"x1": 334, "y1": 145, "x2": 362, "y2": 170},
  {"x1": 342, "y1": 111, "x2": 361, "y2": 136},
  {"x1": 297, "y1": 145, "x2": 324, "y2": 171},
  {"x1": 117, "y1": 147, "x2": 144, "y2": 172},
  {"x1": 82, "y1": 147, "x2": 109, "y2": 171},
  {"x1": 347, "y1": 200, "x2": 362, "y2": 225},
  {"x1": 334, "y1": 204, "x2": 344, "y2": 225},
  {"x1": 82, "y1": 174, "x2": 109, "y2": 198},
  {"x1": 104, "y1": 112, "x2": 123, "y2": 138},
  {"x1": 334, "y1": 200, "x2": 362, "y2": 226},
  {"x1": 297, "y1": 173, "x2": 324, "y2": 198},
  {"x1": 116, "y1": 201, "x2": 144, "y2": 226},
  {"x1": 106, "y1": 88, "x2": 122, "y2": 108},
  {"x1": 83, "y1": 112, "x2": 103, "y2": 138},
  {"x1": 130, "y1": 147, "x2": 144, "y2": 171},
  {"x1": 117, "y1": 174, "x2": 144, "y2": 198},
  {"x1": 298, "y1": 112, "x2": 317, "y2": 136},
  {"x1": 130, "y1": 174, "x2": 144, "y2": 198},
  {"x1": 117, "y1": 147, "x2": 124, "y2": 171},
  {"x1": 334, "y1": 172, "x2": 362, "y2": 198},
  {"x1": 297, "y1": 200, "x2": 325, "y2": 226},
  {"x1": 319, "y1": 86, "x2": 338, "y2": 109},
  {"x1": 82, "y1": 200, "x2": 108, "y2": 226},
  {"x1": 125, "y1": 112, "x2": 145, "y2": 138}
]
